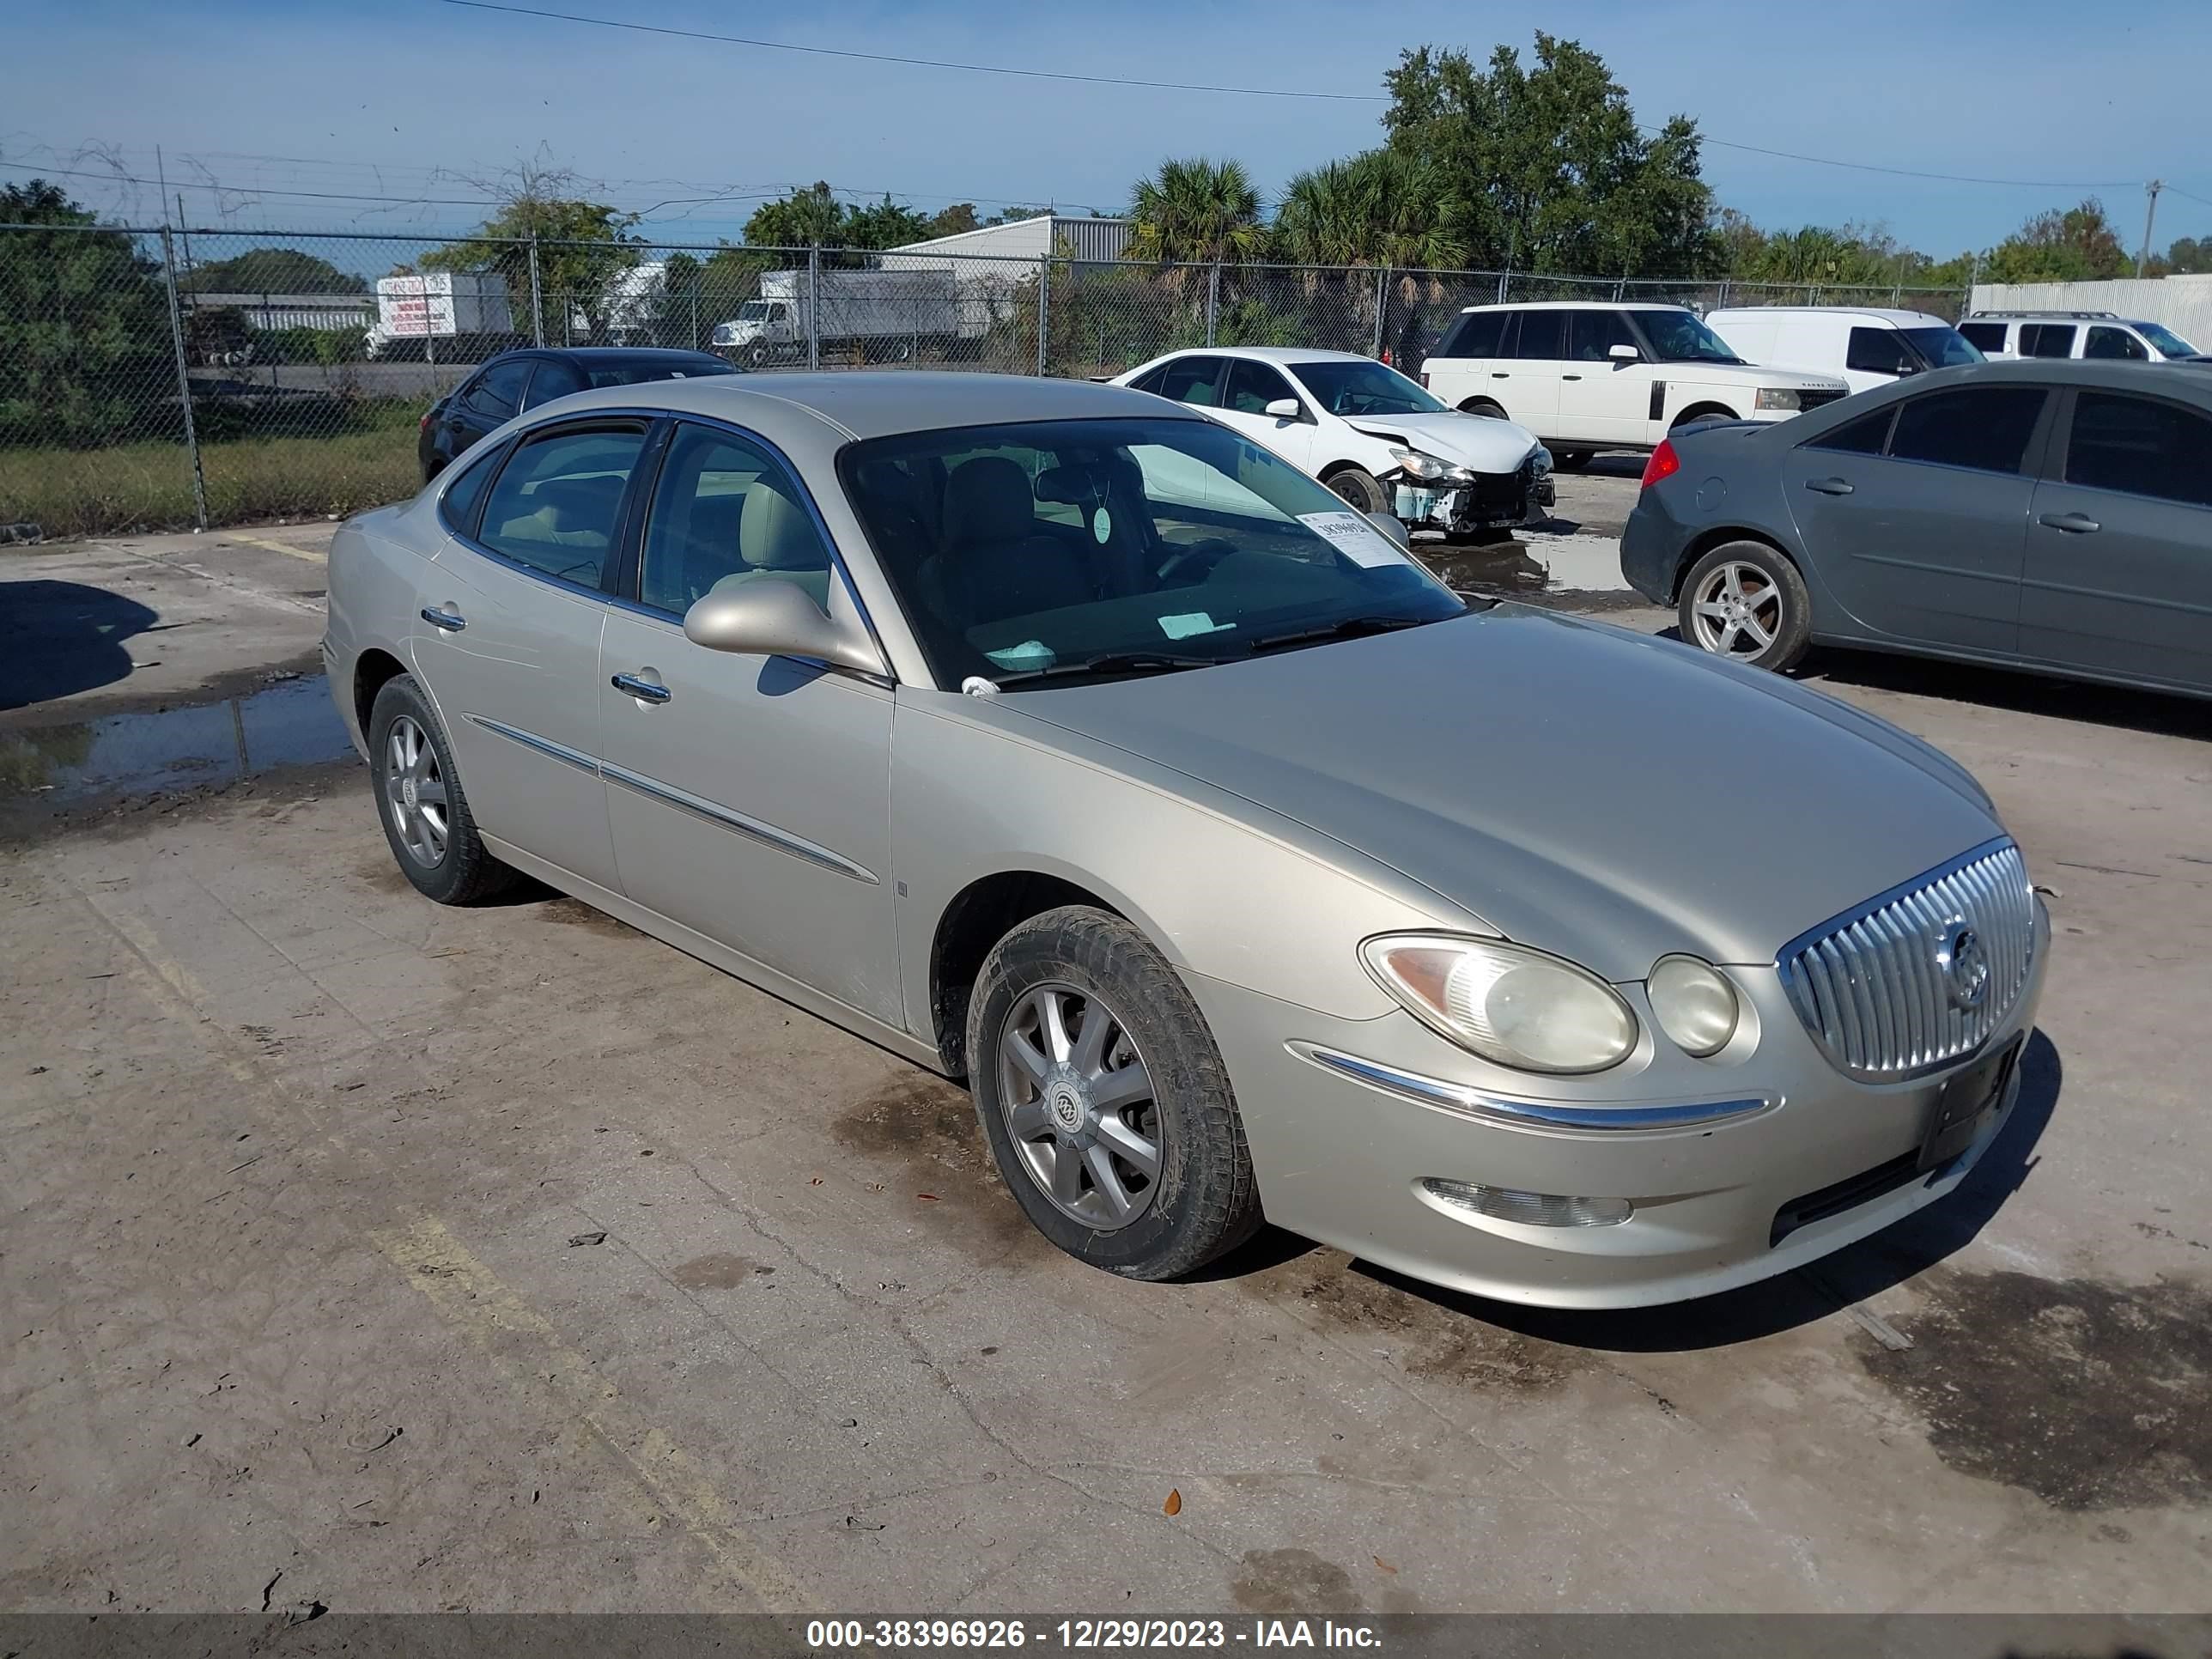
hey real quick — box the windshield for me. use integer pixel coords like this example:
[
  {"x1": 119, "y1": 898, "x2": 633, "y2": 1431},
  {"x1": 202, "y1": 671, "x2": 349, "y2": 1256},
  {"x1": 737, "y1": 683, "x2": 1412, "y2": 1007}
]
[
  {"x1": 1901, "y1": 326, "x2": 1984, "y2": 369},
  {"x1": 735, "y1": 301, "x2": 772, "y2": 321},
  {"x1": 1290, "y1": 358, "x2": 1447, "y2": 416},
  {"x1": 1639, "y1": 312, "x2": 1745, "y2": 364},
  {"x1": 2138, "y1": 321, "x2": 2200, "y2": 357},
  {"x1": 839, "y1": 416, "x2": 1463, "y2": 689}
]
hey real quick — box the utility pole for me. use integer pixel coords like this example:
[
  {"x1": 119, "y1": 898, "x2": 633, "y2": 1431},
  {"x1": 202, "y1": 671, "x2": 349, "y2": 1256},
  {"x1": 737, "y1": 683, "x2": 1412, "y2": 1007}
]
[{"x1": 2138, "y1": 180, "x2": 2165, "y2": 278}]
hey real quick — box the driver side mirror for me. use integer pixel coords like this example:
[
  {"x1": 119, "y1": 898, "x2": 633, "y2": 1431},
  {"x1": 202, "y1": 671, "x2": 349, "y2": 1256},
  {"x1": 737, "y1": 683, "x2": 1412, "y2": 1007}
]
[
  {"x1": 1364, "y1": 512, "x2": 1411, "y2": 552},
  {"x1": 1607, "y1": 343, "x2": 1641, "y2": 365},
  {"x1": 1264, "y1": 397, "x2": 1306, "y2": 422},
  {"x1": 684, "y1": 578, "x2": 885, "y2": 678}
]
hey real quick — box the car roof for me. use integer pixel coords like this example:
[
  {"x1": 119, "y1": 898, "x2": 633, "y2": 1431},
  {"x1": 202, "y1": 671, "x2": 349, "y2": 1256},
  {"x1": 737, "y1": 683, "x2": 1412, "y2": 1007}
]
[
  {"x1": 1966, "y1": 313, "x2": 2157, "y2": 327},
  {"x1": 1150, "y1": 345, "x2": 1378, "y2": 366},
  {"x1": 550, "y1": 346, "x2": 728, "y2": 362},
  {"x1": 1858, "y1": 357, "x2": 2212, "y2": 398},
  {"x1": 1706, "y1": 307, "x2": 1952, "y2": 328},
  {"x1": 1455, "y1": 301, "x2": 1693, "y2": 314},
  {"x1": 533, "y1": 370, "x2": 1193, "y2": 441}
]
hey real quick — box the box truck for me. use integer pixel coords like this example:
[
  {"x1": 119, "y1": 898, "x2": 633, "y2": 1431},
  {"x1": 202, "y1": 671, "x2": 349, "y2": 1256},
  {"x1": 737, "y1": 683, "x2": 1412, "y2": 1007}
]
[
  {"x1": 367, "y1": 272, "x2": 516, "y2": 360},
  {"x1": 709, "y1": 268, "x2": 967, "y2": 365}
]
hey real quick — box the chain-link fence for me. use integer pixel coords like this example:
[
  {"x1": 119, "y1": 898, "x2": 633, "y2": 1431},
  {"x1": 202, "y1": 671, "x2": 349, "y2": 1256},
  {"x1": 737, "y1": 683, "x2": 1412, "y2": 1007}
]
[{"x1": 0, "y1": 220, "x2": 1970, "y2": 539}]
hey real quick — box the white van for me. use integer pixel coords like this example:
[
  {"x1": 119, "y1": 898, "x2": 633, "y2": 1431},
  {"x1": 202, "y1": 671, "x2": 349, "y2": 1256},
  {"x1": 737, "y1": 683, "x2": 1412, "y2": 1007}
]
[
  {"x1": 1703, "y1": 307, "x2": 1983, "y2": 395},
  {"x1": 1954, "y1": 310, "x2": 2210, "y2": 366},
  {"x1": 1418, "y1": 302, "x2": 1848, "y2": 466}
]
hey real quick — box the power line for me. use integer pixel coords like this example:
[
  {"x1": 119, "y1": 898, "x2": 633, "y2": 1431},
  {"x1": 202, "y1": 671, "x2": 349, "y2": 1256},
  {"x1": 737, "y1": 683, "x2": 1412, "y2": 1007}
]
[
  {"x1": 440, "y1": 0, "x2": 1385, "y2": 100},
  {"x1": 446, "y1": 0, "x2": 2167, "y2": 194}
]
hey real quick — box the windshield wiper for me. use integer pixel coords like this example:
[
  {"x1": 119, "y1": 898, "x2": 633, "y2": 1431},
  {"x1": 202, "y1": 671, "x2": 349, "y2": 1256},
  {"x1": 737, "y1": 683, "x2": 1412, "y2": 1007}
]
[
  {"x1": 1246, "y1": 614, "x2": 1434, "y2": 655},
  {"x1": 988, "y1": 651, "x2": 1227, "y2": 688}
]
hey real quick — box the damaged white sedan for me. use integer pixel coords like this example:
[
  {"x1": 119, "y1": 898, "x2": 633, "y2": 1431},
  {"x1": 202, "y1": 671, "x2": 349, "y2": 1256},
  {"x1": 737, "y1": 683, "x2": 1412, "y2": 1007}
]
[{"x1": 1115, "y1": 347, "x2": 1553, "y2": 538}]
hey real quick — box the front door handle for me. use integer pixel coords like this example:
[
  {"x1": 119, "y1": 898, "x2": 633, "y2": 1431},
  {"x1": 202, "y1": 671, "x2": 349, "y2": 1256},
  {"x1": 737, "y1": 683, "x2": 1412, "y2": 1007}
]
[
  {"x1": 2039, "y1": 511, "x2": 2101, "y2": 534},
  {"x1": 1804, "y1": 477, "x2": 1855, "y2": 496},
  {"x1": 1491, "y1": 372, "x2": 1510, "y2": 379},
  {"x1": 1561, "y1": 373, "x2": 1583, "y2": 381},
  {"x1": 420, "y1": 606, "x2": 465, "y2": 631},
  {"x1": 611, "y1": 672, "x2": 672, "y2": 704}
]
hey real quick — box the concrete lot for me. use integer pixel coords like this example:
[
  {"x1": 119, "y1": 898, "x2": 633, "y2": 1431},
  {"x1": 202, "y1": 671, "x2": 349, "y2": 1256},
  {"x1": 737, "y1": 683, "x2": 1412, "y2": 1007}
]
[{"x1": 2, "y1": 507, "x2": 2209, "y2": 1616}]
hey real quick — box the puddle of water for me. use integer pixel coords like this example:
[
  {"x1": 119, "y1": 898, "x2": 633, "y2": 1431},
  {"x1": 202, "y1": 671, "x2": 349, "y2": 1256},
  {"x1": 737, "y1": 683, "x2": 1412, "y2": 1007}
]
[{"x1": 0, "y1": 674, "x2": 356, "y2": 806}]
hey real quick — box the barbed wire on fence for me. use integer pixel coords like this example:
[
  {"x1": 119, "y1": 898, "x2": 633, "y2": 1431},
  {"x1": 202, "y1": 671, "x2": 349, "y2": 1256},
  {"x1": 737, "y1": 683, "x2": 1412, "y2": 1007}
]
[{"x1": 0, "y1": 219, "x2": 1971, "y2": 538}]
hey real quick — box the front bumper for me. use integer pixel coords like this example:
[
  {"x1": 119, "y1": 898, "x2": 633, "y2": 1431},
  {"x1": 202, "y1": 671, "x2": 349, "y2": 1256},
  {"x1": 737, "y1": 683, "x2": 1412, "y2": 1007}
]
[
  {"x1": 1182, "y1": 902, "x2": 2047, "y2": 1310},
  {"x1": 1395, "y1": 470, "x2": 1554, "y2": 534}
]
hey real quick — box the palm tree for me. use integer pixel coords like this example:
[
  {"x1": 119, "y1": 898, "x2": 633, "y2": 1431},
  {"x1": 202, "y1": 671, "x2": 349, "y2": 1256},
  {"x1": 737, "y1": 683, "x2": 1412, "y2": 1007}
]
[
  {"x1": 1274, "y1": 150, "x2": 1469, "y2": 270},
  {"x1": 1126, "y1": 159, "x2": 1267, "y2": 264}
]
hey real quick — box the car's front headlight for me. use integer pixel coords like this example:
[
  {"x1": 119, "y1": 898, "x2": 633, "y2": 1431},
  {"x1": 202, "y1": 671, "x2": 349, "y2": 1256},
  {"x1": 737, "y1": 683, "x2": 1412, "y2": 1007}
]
[
  {"x1": 1360, "y1": 933, "x2": 1639, "y2": 1074},
  {"x1": 1754, "y1": 388, "x2": 1802, "y2": 412},
  {"x1": 1529, "y1": 445, "x2": 1553, "y2": 477},
  {"x1": 1389, "y1": 447, "x2": 1474, "y2": 484},
  {"x1": 1647, "y1": 956, "x2": 1740, "y2": 1057}
]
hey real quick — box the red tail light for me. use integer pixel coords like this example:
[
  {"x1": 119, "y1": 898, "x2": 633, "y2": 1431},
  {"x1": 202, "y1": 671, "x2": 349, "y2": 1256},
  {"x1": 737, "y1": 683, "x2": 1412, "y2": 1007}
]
[
  {"x1": 1639, "y1": 438, "x2": 1680, "y2": 489},
  {"x1": 419, "y1": 409, "x2": 434, "y2": 432}
]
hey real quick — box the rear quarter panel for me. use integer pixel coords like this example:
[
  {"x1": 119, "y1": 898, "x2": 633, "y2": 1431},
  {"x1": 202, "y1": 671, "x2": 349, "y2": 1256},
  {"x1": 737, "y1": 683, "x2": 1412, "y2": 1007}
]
[{"x1": 325, "y1": 502, "x2": 430, "y2": 753}]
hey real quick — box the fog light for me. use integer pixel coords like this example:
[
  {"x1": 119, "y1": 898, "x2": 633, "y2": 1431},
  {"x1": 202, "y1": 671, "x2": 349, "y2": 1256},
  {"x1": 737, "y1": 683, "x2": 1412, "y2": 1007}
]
[{"x1": 1419, "y1": 1179, "x2": 1632, "y2": 1228}]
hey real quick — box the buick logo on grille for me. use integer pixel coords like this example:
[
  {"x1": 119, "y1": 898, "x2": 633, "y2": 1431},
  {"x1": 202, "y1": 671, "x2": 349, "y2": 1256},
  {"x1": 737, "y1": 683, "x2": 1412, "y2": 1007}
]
[{"x1": 1935, "y1": 922, "x2": 1991, "y2": 1009}]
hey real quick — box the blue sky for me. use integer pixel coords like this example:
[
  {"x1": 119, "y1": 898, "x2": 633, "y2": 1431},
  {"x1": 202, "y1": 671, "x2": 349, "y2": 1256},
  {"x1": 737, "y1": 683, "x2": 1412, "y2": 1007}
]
[{"x1": 6, "y1": 0, "x2": 2210, "y2": 262}]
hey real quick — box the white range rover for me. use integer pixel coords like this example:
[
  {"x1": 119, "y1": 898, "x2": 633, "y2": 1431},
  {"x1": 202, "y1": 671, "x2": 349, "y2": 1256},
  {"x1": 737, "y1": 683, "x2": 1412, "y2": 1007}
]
[{"x1": 1419, "y1": 302, "x2": 1850, "y2": 468}]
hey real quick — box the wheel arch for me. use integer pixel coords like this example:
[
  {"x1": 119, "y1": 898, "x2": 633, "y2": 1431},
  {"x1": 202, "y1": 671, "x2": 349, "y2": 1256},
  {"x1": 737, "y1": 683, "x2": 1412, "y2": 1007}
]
[
  {"x1": 1671, "y1": 526, "x2": 1797, "y2": 605},
  {"x1": 1455, "y1": 396, "x2": 1506, "y2": 416},
  {"x1": 928, "y1": 870, "x2": 1135, "y2": 1077},
  {"x1": 1672, "y1": 401, "x2": 1741, "y2": 428},
  {"x1": 353, "y1": 647, "x2": 410, "y2": 743}
]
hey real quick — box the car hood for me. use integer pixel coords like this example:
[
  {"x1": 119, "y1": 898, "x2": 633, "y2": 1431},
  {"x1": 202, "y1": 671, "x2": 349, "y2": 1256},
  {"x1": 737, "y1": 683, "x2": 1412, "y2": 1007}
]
[
  {"x1": 1342, "y1": 412, "x2": 1540, "y2": 473},
  {"x1": 1000, "y1": 607, "x2": 2002, "y2": 981}
]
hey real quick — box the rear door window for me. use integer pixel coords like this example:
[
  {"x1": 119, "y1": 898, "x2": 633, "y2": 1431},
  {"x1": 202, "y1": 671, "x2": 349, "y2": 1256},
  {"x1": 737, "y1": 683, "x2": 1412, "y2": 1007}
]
[
  {"x1": 1153, "y1": 356, "x2": 1227, "y2": 407},
  {"x1": 474, "y1": 423, "x2": 650, "y2": 587},
  {"x1": 1512, "y1": 310, "x2": 1566, "y2": 361},
  {"x1": 522, "y1": 357, "x2": 588, "y2": 410},
  {"x1": 1806, "y1": 408, "x2": 1895, "y2": 455},
  {"x1": 1887, "y1": 388, "x2": 2048, "y2": 475},
  {"x1": 2020, "y1": 324, "x2": 2078, "y2": 359},
  {"x1": 461, "y1": 358, "x2": 532, "y2": 422},
  {"x1": 1844, "y1": 328, "x2": 1913, "y2": 376},
  {"x1": 1958, "y1": 321, "x2": 2009, "y2": 353},
  {"x1": 2063, "y1": 392, "x2": 2212, "y2": 507}
]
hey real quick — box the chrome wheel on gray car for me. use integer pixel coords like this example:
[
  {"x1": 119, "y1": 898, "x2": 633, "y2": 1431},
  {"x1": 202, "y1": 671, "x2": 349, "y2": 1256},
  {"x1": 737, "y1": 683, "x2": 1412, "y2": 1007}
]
[
  {"x1": 997, "y1": 981, "x2": 1162, "y2": 1230},
  {"x1": 383, "y1": 714, "x2": 449, "y2": 867},
  {"x1": 1677, "y1": 540, "x2": 1813, "y2": 673},
  {"x1": 1688, "y1": 562, "x2": 1784, "y2": 660}
]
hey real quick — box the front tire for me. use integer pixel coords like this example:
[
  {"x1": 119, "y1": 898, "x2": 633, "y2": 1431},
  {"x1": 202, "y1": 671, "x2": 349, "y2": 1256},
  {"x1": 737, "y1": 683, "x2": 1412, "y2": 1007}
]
[
  {"x1": 368, "y1": 674, "x2": 520, "y2": 905},
  {"x1": 1552, "y1": 447, "x2": 1595, "y2": 471},
  {"x1": 1322, "y1": 465, "x2": 1389, "y2": 516},
  {"x1": 967, "y1": 907, "x2": 1261, "y2": 1280},
  {"x1": 1678, "y1": 541, "x2": 1811, "y2": 672}
]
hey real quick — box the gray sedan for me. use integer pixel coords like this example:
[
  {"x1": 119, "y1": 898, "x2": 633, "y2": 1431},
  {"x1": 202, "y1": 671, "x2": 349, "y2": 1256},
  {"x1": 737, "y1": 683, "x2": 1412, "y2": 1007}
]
[
  {"x1": 1622, "y1": 358, "x2": 2212, "y2": 697},
  {"x1": 326, "y1": 371, "x2": 2047, "y2": 1309}
]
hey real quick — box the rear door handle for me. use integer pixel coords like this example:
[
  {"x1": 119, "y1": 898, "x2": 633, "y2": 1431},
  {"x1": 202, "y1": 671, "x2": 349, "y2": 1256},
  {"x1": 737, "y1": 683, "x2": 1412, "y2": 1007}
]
[
  {"x1": 611, "y1": 672, "x2": 672, "y2": 704},
  {"x1": 2038, "y1": 511, "x2": 2100, "y2": 534},
  {"x1": 1804, "y1": 477, "x2": 1855, "y2": 496},
  {"x1": 1490, "y1": 372, "x2": 1510, "y2": 380},
  {"x1": 1561, "y1": 374, "x2": 1583, "y2": 381},
  {"x1": 420, "y1": 606, "x2": 465, "y2": 631}
]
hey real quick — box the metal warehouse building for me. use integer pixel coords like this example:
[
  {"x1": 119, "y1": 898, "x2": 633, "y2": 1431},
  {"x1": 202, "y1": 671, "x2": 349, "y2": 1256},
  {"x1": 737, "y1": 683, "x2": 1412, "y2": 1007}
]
[{"x1": 881, "y1": 213, "x2": 1131, "y2": 272}]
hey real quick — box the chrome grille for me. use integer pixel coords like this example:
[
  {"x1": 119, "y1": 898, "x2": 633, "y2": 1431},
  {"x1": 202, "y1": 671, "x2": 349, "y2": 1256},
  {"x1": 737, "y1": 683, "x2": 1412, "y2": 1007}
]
[{"x1": 1777, "y1": 840, "x2": 2036, "y2": 1082}]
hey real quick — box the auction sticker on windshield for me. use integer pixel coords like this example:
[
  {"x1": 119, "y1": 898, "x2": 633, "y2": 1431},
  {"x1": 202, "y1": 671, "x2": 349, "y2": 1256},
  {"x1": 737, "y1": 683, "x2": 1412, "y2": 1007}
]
[{"x1": 1298, "y1": 510, "x2": 1402, "y2": 568}]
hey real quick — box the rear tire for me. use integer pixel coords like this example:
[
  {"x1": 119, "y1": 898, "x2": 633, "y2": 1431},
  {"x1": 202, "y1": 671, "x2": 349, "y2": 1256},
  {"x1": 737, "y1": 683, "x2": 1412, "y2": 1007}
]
[
  {"x1": 1322, "y1": 465, "x2": 1389, "y2": 515},
  {"x1": 368, "y1": 674, "x2": 520, "y2": 905},
  {"x1": 967, "y1": 906, "x2": 1261, "y2": 1281},
  {"x1": 1459, "y1": 398, "x2": 1506, "y2": 419},
  {"x1": 1677, "y1": 541, "x2": 1812, "y2": 672}
]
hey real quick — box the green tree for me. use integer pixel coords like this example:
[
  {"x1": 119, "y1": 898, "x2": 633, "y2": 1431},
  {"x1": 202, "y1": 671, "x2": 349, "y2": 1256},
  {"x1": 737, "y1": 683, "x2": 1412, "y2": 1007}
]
[
  {"x1": 1273, "y1": 149, "x2": 1470, "y2": 268},
  {"x1": 744, "y1": 183, "x2": 849, "y2": 250},
  {"x1": 423, "y1": 194, "x2": 642, "y2": 341},
  {"x1": 1382, "y1": 35, "x2": 1719, "y2": 276},
  {"x1": 1126, "y1": 158, "x2": 1266, "y2": 264},
  {"x1": 0, "y1": 180, "x2": 177, "y2": 448},
  {"x1": 181, "y1": 247, "x2": 366, "y2": 295},
  {"x1": 1980, "y1": 198, "x2": 2129, "y2": 283},
  {"x1": 924, "y1": 203, "x2": 981, "y2": 238},
  {"x1": 845, "y1": 195, "x2": 934, "y2": 250},
  {"x1": 2160, "y1": 235, "x2": 2212, "y2": 275}
]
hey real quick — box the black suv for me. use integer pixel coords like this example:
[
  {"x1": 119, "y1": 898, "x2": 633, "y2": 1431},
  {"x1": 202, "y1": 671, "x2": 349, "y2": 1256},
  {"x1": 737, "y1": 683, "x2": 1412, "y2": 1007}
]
[{"x1": 418, "y1": 347, "x2": 739, "y2": 480}]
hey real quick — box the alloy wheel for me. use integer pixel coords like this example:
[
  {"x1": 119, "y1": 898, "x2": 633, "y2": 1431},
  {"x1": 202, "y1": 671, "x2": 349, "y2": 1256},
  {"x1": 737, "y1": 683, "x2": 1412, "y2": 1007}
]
[
  {"x1": 383, "y1": 714, "x2": 451, "y2": 867},
  {"x1": 996, "y1": 981, "x2": 1163, "y2": 1231},
  {"x1": 1689, "y1": 562, "x2": 1784, "y2": 659}
]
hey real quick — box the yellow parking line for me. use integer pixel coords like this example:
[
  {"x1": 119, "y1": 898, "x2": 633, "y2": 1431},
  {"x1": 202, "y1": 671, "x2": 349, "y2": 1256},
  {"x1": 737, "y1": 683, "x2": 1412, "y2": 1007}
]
[
  {"x1": 372, "y1": 1216, "x2": 815, "y2": 1613},
  {"x1": 79, "y1": 885, "x2": 811, "y2": 1613},
  {"x1": 226, "y1": 532, "x2": 328, "y2": 564}
]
